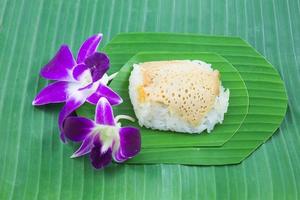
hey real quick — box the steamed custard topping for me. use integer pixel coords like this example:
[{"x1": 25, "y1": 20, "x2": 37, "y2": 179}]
[{"x1": 137, "y1": 60, "x2": 220, "y2": 126}]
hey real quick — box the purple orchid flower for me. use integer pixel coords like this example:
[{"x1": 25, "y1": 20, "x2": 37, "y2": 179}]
[
  {"x1": 63, "y1": 97, "x2": 141, "y2": 169},
  {"x1": 32, "y1": 34, "x2": 122, "y2": 142}
]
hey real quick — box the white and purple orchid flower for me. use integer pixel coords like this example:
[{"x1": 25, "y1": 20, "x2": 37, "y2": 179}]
[
  {"x1": 63, "y1": 97, "x2": 141, "y2": 169},
  {"x1": 32, "y1": 34, "x2": 122, "y2": 142}
]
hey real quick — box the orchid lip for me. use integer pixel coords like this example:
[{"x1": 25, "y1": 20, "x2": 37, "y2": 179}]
[
  {"x1": 114, "y1": 115, "x2": 135, "y2": 123},
  {"x1": 93, "y1": 124, "x2": 120, "y2": 153}
]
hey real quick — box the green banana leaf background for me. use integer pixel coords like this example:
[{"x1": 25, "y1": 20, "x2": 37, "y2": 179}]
[{"x1": 0, "y1": 0, "x2": 299, "y2": 199}]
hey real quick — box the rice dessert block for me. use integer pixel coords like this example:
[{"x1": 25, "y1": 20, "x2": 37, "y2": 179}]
[{"x1": 129, "y1": 60, "x2": 230, "y2": 134}]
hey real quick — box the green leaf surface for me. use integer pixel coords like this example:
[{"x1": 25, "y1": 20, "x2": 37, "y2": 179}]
[
  {"x1": 78, "y1": 52, "x2": 249, "y2": 147},
  {"x1": 79, "y1": 33, "x2": 288, "y2": 165},
  {"x1": 1, "y1": 0, "x2": 299, "y2": 199}
]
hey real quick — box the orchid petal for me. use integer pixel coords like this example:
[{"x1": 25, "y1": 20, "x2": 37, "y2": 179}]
[
  {"x1": 77, "y1": 33, "x2": 103, "y2": 64},
  {"x1": 32, "y1": 81, "x2": 68, "y2": 105},
  {"x1": 71, "y1": 134, "x2": 94, "y2": 158},
  {"x1": 114, "y1": 152, "x2": 126, "y2": 162},
  {"x1": 72, "y1": 63, "x2": 92, "y2": 82},
  {"x1": 84, "y1": 52, "x2": 110, "y2": 82},
  {"x1": 114, "y1": 127, "x2": 141, "y2": 162},
  {"x1": 58, "y1": 99, "x2": 86, "y2": 142},
  {"x1": 86, "y1": 83, "x2": 123, "y2": 106},
  {"x1": 63, "y1": 116, "x2": 95, "y2": 142},
  {"x1": 90, "y1": 135, "x2": 112, "y2": 169},
  {"x1": 40, "y1": 45, "x2": 76, "y2": 81},
  {"x1": 95, "y1": 97, "x2": 115, "y2": 126}
]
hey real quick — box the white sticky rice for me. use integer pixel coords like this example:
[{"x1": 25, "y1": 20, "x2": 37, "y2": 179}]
[{"x1": 128, "y1": 60, "x2": 230, "y2": 134}]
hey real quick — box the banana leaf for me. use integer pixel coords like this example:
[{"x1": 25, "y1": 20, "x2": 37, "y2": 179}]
[
  {"x1": 78, "y1": 52, "x2": 249, "y2": 147},
  {"x1": 78, "y1": 33, "x2": 287, "y2": 165}
]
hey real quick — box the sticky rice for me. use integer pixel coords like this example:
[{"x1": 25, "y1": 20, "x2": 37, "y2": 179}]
[{"x1": 128, "y1": 60, "x2": 230, "y2": 133}]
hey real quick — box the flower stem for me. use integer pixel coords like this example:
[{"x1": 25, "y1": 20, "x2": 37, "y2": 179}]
[
  {"x1": 108, "y1": 72, "x2": 118, "y2": 81},
  {"x1": 115, "y1": 115, "x2": 135, "y2": 123}
]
